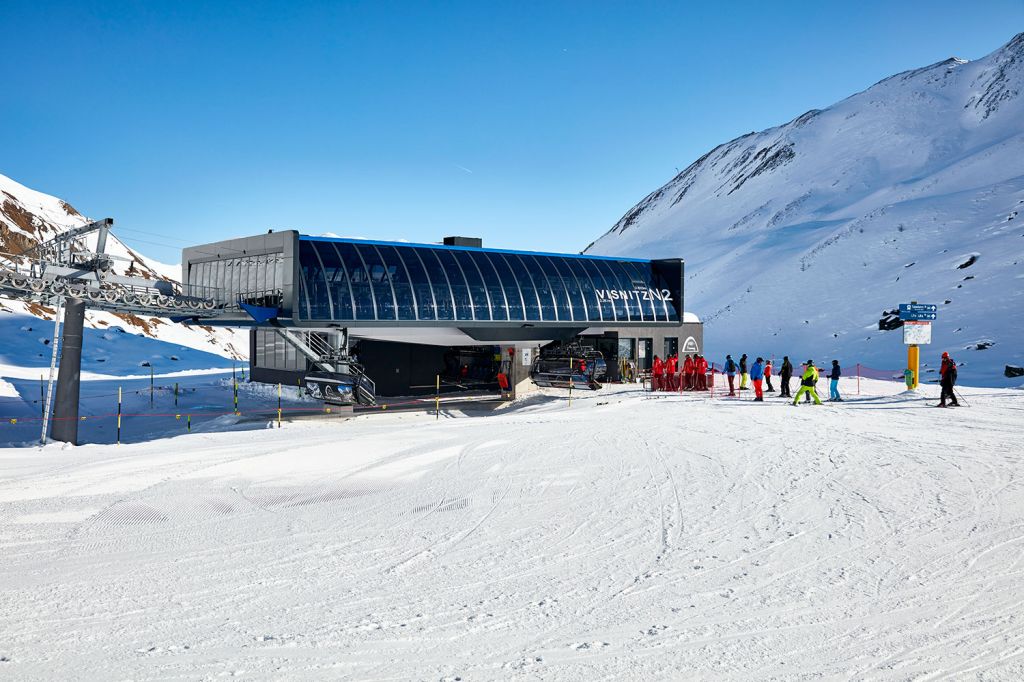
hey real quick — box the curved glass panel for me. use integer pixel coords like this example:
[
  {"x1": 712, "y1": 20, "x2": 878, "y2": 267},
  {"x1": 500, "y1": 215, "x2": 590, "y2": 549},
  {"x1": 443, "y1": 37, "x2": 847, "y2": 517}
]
[
  {"x1": 581, "y1": 259, "x2": 618, "y2": 321},
  {"x1": 398, "y1": 248, "x2": 435, "y2": 320},
  {"x1": 564, "y1": 257, "x2": 600, "y2": 322},
  {"x1": 555, "y1": 257, "x2": 587, "y2": 322},
  {"x1": 487, "y1": 253, "x2": 524, "y2": 321},
  {"x1": 317, "y1": 242, "x2": 354, "y2": 320},
  {"x1": 336, "y1": 242, "x2": 376, "y2": 320},
  {"x1": 431, "y1": 249, "x2": 472, "y2": 320},
  {"x1": 624, "y1": 260, "x2": 660, "y2": 321},
  {"x1": 614, "y1": 260, "x2": 647, "y2": 321},
  {"x1": 358, "y1": 245, "x2": 396, "y2": 320},
  {"x1": 295, "y1": 238, "x2": 675, "y2": 326},
  {"x1": 517, "y1": 255, "x2": 556, "y2": 320},
  {"x1": 498, "y1": 253, "x2": 539, "y2": 321},
  {"x1": 299, "y1": 241, "x2": 331, "y2": 319},
  {"x1": 418, "y1": 249, "x2": 455, "y2": 320},
  {"x1": 377, "y1": 245, "x2": 416, "y2": 321},
  {"x1": 296, "y1": 267, "x2": 311, "y2": 320},
  {"x1": 474, "y1": 252, "x2": 513, "y2": 321},
  {"x1": 453, "y1": 250, "x2": 490, "y2": 320},
  {"x1": 536, "y1": 256, "x2": 572, "y2": 321}
]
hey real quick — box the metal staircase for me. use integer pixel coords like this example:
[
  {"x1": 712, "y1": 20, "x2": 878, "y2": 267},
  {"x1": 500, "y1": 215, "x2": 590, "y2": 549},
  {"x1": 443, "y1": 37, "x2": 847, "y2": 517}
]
[{"x1": 272, "y1": 328, "x2": 376, "y2": 406}]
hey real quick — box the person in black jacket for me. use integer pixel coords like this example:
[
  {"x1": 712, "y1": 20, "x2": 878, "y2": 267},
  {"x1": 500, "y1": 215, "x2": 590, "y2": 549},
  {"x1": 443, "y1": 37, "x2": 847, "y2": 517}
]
[
  {"x1": 739, "y1": 354, "x2": 749, "y2": 390},
  {"x1": 828, "y1": 360, "x2": 842, "y2": 401},
  {"x1": 779, "y1": 356, "x2": 793, "y2": 398}
]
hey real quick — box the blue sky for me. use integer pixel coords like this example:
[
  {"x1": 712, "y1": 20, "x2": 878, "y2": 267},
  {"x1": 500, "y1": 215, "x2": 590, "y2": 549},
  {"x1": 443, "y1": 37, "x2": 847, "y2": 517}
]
[{"x1": 3, "y1": 1, "x2": 1022, "y2": 263}]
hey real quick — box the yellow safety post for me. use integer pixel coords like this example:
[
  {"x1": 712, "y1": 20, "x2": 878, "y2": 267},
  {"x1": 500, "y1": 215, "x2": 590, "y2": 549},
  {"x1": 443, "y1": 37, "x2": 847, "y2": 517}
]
[
  {"x1": 277, "y1": 383, "x2": 282, "y2": 428},
  {"x1": 435, "y1": 374, "x2": 440, "y2": 420},
  {"x1": 117, "y1": 386, "x2": 122, "y2": 445},
  {"x1": 908, "y1": 344, "x2": 920, "y2": 390}
]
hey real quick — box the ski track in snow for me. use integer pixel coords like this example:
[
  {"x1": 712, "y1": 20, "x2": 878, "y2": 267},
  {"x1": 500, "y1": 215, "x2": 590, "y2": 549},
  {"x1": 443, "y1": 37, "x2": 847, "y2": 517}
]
[{"x1": 1, "y1": 379, "x2": 1023, "y2": 679}]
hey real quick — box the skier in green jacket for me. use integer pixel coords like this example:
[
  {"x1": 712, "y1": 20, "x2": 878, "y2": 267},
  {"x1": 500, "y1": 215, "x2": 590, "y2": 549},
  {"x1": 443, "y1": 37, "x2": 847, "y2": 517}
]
[{"x1": 792, "y1": 360, "x2": 823, "y2": 406}]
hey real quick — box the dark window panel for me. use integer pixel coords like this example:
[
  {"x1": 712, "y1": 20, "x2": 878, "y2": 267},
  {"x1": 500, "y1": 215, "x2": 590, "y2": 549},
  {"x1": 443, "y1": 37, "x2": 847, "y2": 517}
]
[{"x1": 497, "y1": 253, "x2": 537, "y2": 321}]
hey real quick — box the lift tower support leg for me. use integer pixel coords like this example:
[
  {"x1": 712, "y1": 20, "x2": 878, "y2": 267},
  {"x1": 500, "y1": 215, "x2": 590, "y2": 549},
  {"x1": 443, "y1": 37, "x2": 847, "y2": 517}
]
[{"x1": 51, "y1": 298, "x2": 86, "y2": 445}]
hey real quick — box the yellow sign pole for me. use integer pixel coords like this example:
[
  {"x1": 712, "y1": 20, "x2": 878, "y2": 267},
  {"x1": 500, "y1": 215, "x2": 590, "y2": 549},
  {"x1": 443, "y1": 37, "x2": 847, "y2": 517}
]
[{"x1": 908, "y1": 343, "x2": 919, "y2": 390}]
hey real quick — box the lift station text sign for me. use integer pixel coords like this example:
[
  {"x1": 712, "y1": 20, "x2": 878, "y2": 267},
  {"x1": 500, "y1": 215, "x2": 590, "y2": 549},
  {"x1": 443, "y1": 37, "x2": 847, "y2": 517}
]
[
  {"x1": 899, "y1": 303, "x2": 937, "y2": 321},
  {"x1": 596, "y1": 287, "x2": 674, "y2": 303}
]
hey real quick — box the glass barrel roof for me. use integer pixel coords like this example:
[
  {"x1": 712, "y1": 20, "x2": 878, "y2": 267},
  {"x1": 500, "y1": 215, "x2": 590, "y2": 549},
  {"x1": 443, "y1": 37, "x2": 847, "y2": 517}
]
[{"x1": 296, "y1": 236, "x2": 680, "y2": 324}]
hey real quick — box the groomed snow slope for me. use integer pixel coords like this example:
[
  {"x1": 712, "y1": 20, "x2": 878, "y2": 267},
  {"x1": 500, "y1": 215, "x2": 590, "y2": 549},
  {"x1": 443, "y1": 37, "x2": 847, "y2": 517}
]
[
  {"x1": 585, "y1": 33, "x2": 1024, "y2": 386},
  {"x1": 2, "y1": 381, "x2": 1022, "y2": 679}
]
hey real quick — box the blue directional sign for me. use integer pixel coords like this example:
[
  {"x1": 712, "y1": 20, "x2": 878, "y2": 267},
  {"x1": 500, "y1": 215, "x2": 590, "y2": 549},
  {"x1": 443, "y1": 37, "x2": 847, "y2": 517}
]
[{"x1": 899, "y1": 303, "x2": 937, "y2": 321}]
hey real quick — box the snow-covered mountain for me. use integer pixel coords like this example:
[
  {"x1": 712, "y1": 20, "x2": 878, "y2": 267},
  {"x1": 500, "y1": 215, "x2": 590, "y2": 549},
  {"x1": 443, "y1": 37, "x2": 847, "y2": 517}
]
[
  {"x1": 585, "y1": 33, "x2": 1024, "y2": 386},
  {"x1": 0, "y1": 172, "x2": 246, "y2": 360}
]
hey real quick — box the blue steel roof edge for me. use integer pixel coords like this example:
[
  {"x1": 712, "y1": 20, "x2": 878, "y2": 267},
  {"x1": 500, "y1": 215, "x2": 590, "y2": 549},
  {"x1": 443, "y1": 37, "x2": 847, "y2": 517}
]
[{"x1": 298, "y1": 234, "x2": 657, "y2": 263}]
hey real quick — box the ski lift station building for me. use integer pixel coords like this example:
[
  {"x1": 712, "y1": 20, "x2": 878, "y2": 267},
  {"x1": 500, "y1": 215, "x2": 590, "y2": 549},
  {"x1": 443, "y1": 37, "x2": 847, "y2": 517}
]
[{"x1": 182, "y1": 231, "x2": 703, "y2": 397}]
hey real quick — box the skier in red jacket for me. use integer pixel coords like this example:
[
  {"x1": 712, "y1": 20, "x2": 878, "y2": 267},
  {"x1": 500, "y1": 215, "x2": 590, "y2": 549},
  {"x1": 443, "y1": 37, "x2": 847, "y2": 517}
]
[
  {"x1": 652, "y1": 355, "x2": 664, "y2": 391},
  {"x1": 696, "y1": 355, "x2": 708, "y2": 390},
  {"x1": 665, "y1": 354, "x2": 678, "y2": 391}
]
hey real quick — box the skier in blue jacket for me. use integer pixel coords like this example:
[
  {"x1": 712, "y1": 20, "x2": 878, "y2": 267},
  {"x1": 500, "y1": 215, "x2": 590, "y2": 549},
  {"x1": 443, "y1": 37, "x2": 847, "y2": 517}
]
[
  {"x1": 750, "y1": 357, "x2": 765, "y2": 401},
  {"x1": 724, "y1": 354, "x2": 737, "y2": 396}
]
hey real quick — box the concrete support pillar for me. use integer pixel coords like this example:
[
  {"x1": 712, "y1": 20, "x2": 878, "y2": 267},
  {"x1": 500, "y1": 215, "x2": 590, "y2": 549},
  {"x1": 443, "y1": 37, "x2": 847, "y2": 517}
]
[
  {"x1": 508, "y1": 343, "x2": 540, "y2": 400},
  {"x1": 51, "y1": 298, "x2": 86, "y2": 445}
]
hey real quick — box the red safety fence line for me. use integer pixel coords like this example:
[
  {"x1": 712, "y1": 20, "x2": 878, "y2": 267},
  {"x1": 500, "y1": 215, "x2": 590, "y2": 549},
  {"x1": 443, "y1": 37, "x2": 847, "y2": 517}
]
[
  {"x1": 2, "y1": 394, "x2": 500, "y2": 424},
  {"x1": 3, "y1": 362, "x2": 909, "y2": 424}
]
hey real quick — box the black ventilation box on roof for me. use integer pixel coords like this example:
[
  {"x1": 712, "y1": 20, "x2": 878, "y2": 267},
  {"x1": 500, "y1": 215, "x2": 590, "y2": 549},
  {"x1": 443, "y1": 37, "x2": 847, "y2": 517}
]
[{"x1": 443, "y1": 236, "x2": 482, "y2": 248}]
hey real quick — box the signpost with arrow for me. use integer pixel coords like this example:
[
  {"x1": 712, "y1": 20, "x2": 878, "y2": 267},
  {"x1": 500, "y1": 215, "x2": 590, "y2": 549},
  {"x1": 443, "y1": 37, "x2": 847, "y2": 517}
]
[{"x1": 899, "y1": 302, "x2": 937, "y2": 390}]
